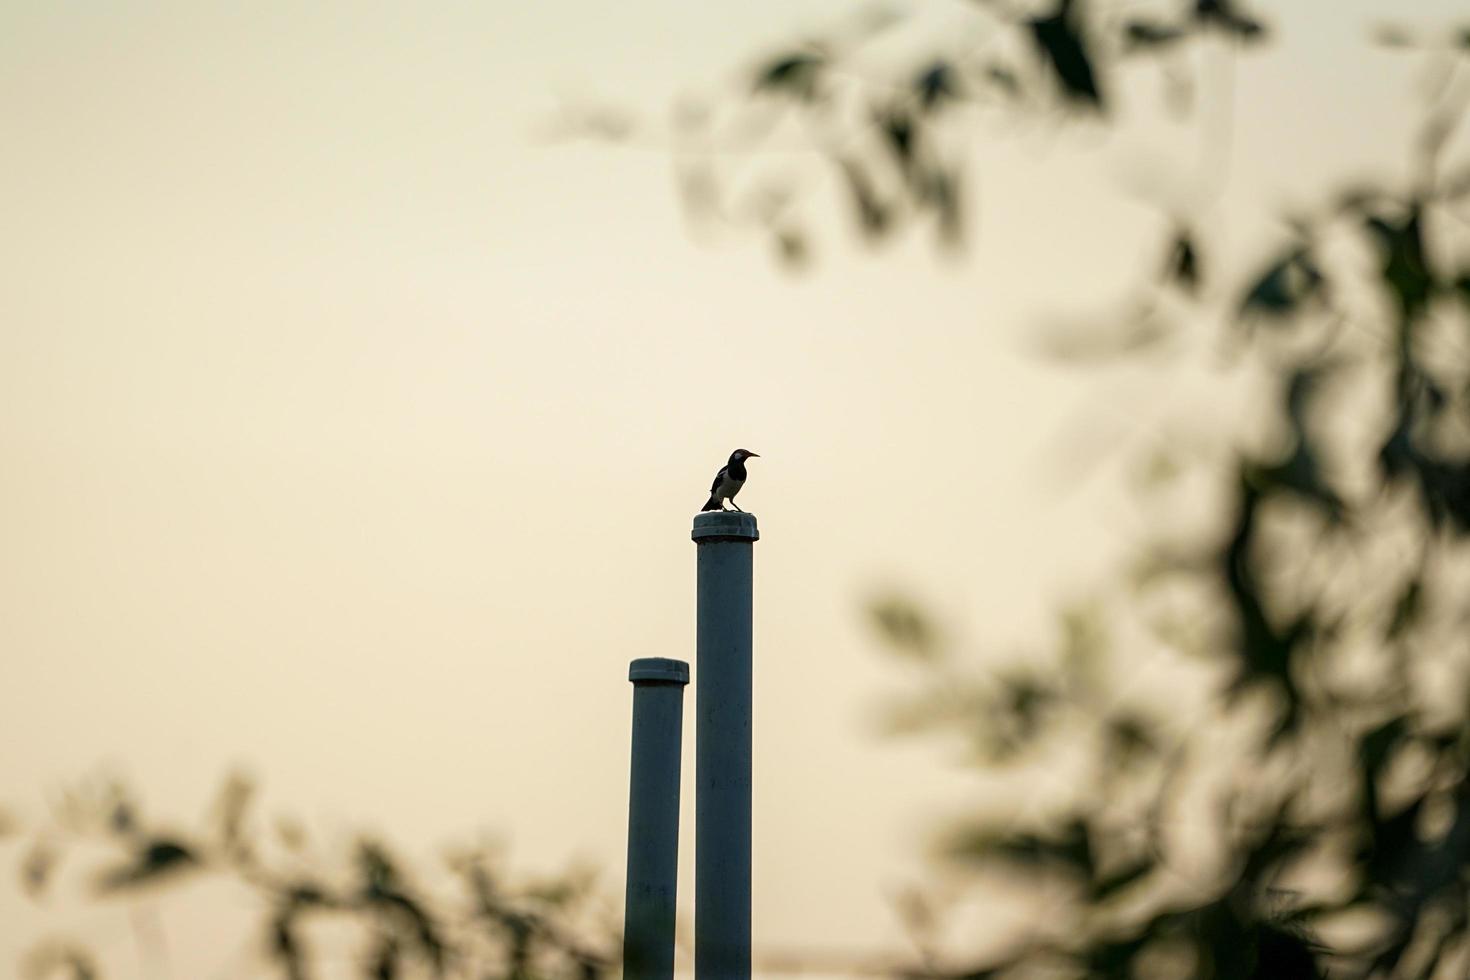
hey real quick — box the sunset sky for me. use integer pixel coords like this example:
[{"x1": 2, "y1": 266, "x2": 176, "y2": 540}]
[{"x1": 1, "y1": 1, "x2": 1462, "y2": 975}]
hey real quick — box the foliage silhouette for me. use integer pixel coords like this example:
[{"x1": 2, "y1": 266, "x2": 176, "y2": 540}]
[
  {"x1": 7, "y1": 772, "x2": 614, "y2": 979},
  {"x1": 640, "y1": 1, "x2": 1470, "y2": 976}
]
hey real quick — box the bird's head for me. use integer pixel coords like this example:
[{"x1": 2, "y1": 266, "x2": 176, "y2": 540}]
[{"x1": 731, "y1": 449, "x2": 760, "y2": 462}]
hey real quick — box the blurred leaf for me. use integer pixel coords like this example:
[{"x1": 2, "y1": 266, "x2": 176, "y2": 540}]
[
  {"x1": 1124, "y1": 21, "x2": 1187, "y2": 50},
  {"x1": 1259, "y1": 364, "x2": 1346, "y2": 517},
  {"x1": 369, "y1": 933, "x2": 401, "y2": 980},
  {"x1": 270, "y1": 907, "x2": 306, "y2": 980},
  {"x1": 1037, "y1": 302, "x2": 1173, "y2": 362},
  {"x1": 1220, "y1": 469, "x2": 1313, "y2": 727},
  {"x1": 212, "y1": 771, "x2": 254, "y2": 850},
  {"x1": 1239, "y1": 246, "x2": 1323, "y2": 319},
  {"x1": 984, "y1": 64, "x2": 1020, "y2": 96},
  {"x1": 276, "y1": 816, "x2": 307, "y2": 852},
  {"x1": 1377, "y1": 373, "x2": 1470, "y2": 533},
  {"x1": 992, "y1": 671, "x2": 1060, "y2": 750},
  {"x1": 358, "y1": 840, "x2": 401, "y2": 894},
  {"x1": 774, "y1": 227, "x2": 810, "y2": 268},
  {"x1": 1164, "y1": 230, "x2": 1201, "y2": 292},
  {"x1": 96, "y1": 838, "x2": 197, "y2": 893},
  {"x1": 1028, "y1": 0, "x2": 1104, "y2": 110},
  {"x1": 1104, "y1": 713, "x2": 1159, "y2": 771},
  {"x1": 1365, "y1": 204, "x2": 1433, "y2": 323},
  {"x1": 1419, "y1": 459, "x2": 1470, "y2": 533},
  {"x1": 1377, "y1": 401, "x2": 1416, "y2": 483},
  {"x1": 890, "y1": 885, "x2": 940, "y2": 950},
  {"x1": 1358, "y1": 792, "x2": 1425, "y2": 888},
  {"x1": 868, "y1": 596, "x2": 941, "y2": 661},
  {"x1": 1424, "y1": 376, "x2": 1448, "y2": 416},
  {"x1": 373, "y1": 891, "x2": 446, "y2": 971},
  {"x1": 923, "y1": 166, "x2": 964, "y2": 246},
  {"x1": 358, "y1": 840, "x2": 446, "y2": 971},
  {"x1": 1238, "y1": 813, "x2": 1318, "y2": 887},
  {"x1": 1387, "y1": 577, "x2": 1422, "y2": 640},
  {"x1": 1358, "y1": 717, "x2": 1408, "y2": 825},
  {"x1": 878, "y1": 106, "x2": 917, "y2": 174},
  {"x1": 109, "y1": 797, "x2": 135, "y2": 836},
  {"x1": 950, "y1": 818, "x2": 1093, "y2": 881},
  {"x1": 21, "y1": 839, "x2": 57, "y2": 899},
  {"x1": 1194, "y1": 0, "x2": 1267, "y2": 41},
  {"x1": 753, "y1": 51, "x2": 825, "y2": 101},
  {"x1": 285, "y1": 880, "x2": 329, "y2": 908},
  {"x1": 1091, "y1": 854, "x2": 1154, "y2": 901},
  {"x1": 1371, "y1": 23, "x2": 1415, "y2": 47},
  {"x1": 1454, "y1": 273, "x2": 1470, "y2": 309},
  {"x1": 915, "y1": 61, "x2": 959, "y2": 110}
]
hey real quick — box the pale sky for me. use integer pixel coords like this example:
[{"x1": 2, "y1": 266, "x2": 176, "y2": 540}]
[{"x1": 0, "y1": 1, "x2": 1461, "y2": 976}]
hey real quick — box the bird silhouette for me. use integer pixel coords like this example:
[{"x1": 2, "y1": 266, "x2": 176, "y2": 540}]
[{"x1": 702, "y1": 449, "x2": 760, "y2": 512}]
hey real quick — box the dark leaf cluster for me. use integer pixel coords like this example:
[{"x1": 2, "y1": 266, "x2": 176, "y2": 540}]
[{"x1": 654, "y1": 0, "x2": 1273, "y2": 268}]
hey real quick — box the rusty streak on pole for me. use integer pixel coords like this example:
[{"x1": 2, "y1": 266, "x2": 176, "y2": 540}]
[
  {"x1": 623, "y1": 657, "x2": 690, "y2": 980},
  {"x1": 692, "y1": 510, "x2": 758, "y2": 980}
]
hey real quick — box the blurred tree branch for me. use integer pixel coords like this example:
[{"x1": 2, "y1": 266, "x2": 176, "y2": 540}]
[
  {"x1": 627, "y1": 2, "x2": 1470, "y2": 977},
  {"x1": 6, "y1": 771, "x2": 615, "y2": 979}
]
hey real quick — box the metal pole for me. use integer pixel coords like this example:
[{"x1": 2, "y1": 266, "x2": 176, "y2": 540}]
[
  {"x1": 623, "y1": 657, "x2": 690, "y2": 980},
  {"x1": 692, "y1": 511, "x2": 758, "y2": 980}
]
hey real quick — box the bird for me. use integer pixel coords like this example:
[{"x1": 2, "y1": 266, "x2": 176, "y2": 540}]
[{"x1": 702, "y1": 449, "x2": 760, "y2": 512}]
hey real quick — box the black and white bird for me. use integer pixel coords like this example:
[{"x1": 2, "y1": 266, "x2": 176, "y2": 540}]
[{"x1": 701, "y1": 449, "x2": 760, "y2": 512}]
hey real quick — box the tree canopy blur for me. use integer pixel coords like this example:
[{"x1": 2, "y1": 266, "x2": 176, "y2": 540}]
[
  {"x1": 646, "y1": 1, "x2": 1470, "y2": 976},
  {"x1": 5, "y1": 771, "x2": 614, "y2": 979}
]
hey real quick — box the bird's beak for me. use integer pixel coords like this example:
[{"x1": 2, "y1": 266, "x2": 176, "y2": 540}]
[{"x1": 748, "y1": 452, "x2": 760, "y2": 458}]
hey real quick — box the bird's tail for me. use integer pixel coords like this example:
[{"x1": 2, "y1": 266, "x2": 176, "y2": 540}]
[{"x1": 701, "y1": 496, "x2": 721, "y2": 512}]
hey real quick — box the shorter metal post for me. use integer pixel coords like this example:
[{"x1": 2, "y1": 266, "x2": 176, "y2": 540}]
[{"x1": 623, "y1": 657, "x2": 690, "y2": 980}]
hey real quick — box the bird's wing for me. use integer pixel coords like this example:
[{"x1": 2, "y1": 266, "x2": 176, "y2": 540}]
[{"x1": 709, "y1": 466, "x2": 729, "y2": 495}]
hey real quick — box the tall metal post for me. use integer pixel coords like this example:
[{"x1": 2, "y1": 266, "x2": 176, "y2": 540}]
[
  {"x1": 692, "y1": 510, "x2": 758, "y2": 980},
  {"x1": 623, "y1": 657, "x2": 690, "y2": 980}
]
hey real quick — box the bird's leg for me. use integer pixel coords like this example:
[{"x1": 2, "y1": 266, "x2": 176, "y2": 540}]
[{"x1": 732, "y1": 502, "x2": 744, "y2": 513}]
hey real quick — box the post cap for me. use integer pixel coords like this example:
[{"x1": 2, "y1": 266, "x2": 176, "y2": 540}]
[
  {"x1": 629, "y1": 657, "x2": 690, "y2": 685},
  {"x1": 691, "y1": 511, "x2": 760, "y2": 543}
]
